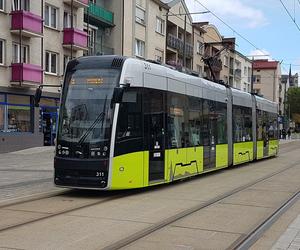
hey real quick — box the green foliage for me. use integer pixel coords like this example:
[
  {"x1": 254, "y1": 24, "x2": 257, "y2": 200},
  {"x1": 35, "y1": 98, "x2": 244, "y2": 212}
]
[{"x1": 286, "y1": 87, "x2": 300, "y2": 117}]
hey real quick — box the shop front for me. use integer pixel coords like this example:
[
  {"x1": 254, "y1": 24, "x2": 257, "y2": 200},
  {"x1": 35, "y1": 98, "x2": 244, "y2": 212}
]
[{"x1": 0, "y1": 90, "x2": 60, "y2": 153}]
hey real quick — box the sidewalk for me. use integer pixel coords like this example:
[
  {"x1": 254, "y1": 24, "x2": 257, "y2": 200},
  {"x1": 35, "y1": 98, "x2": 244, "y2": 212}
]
[{"x1": 0, "y1": 146, "x2": 61, "y2": 203}]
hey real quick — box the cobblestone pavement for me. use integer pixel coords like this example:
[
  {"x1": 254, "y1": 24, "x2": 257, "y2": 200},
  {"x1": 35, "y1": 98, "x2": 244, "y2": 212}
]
[{"x1": 0, "y1": 146, "x2": 61, "y2": 202}]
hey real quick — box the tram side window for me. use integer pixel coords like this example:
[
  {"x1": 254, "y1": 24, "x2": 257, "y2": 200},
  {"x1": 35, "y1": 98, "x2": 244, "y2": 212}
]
[
  {"x1": 267, "y1": 112, "x2": 278, "y2": 140},
  {"x1": 257, "y1": 109, "x2": 263, "y2": 141},
  {"x1": 216, "y1": 102, "x2": 227, "y2": 144},
  {"x1": 233, "y1": 106, "x2": 252, "y2": 142},
  {"x1": 143, "y1": 89, "x2": 166, "y2": 150},
  {"x1": 167, "y1": 93, "x2": 185, "y2": 148},
  {"x1": 201, "y1": 99, "x2": 211, "y2": 146},
  {"x1": 187, "y1": 96, "x2": 202, "y2": 147},
  {"x1": 115, "y1": 89, "x2": 143, "y2": 155}
]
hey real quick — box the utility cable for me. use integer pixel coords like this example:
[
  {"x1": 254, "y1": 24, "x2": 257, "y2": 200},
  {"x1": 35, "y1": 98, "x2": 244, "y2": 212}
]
[{"x1": 279, "y1": 0, "x2": 300, "y2": 32}]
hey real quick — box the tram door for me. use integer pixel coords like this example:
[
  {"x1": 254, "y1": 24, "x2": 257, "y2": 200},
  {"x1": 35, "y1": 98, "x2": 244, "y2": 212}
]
[
  {"x1": 144, "y1": 90, "x2": 165, "y2": 182},
  {"x1": 203, "y1": 102, "x2": 217, "y2": 171}
]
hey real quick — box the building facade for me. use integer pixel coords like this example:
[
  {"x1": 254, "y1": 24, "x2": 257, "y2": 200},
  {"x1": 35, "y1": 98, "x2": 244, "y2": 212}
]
[
  {"x1": 0, "y1": 0, "x2": 87, "y2": 152},
  {"x1": 253, "y1": 60, "x2": 281, "y2": 103}
]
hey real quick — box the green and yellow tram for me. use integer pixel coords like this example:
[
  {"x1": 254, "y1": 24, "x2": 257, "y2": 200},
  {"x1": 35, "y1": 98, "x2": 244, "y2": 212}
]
[{"x1": 53, "y1": 56, "x2": 278, "y2": 190}]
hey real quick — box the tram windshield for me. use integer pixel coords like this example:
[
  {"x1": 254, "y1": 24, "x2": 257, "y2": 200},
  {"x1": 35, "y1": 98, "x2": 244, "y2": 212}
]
[{"x1": 58, "y1": 68, "x2": 119, "y2": 144}]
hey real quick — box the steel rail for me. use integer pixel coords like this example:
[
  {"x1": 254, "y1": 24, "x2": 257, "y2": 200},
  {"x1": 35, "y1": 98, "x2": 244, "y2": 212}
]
[
  {"x1": 231, "y1": 190, "x2": 300, "y2": 250},
  {"x1": 102, "y1": 160, "x2": 300, "y2": 250}
]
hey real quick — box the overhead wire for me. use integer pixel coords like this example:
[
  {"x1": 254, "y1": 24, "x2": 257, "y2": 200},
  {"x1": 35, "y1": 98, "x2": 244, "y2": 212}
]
[{"x1": 279, "y1": 0, "x2": 300, "y2": 32}]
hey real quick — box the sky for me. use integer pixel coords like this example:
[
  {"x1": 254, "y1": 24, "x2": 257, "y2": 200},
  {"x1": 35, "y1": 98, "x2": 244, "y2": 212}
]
[{"x1": 185, "y1": 0, "x2": 300, "y2": 76}]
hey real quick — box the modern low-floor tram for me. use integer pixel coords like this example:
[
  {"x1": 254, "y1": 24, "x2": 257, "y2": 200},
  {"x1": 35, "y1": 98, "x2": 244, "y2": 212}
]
[{"x1": 54, "y1": 56, "x2": 279, "y2": 190}]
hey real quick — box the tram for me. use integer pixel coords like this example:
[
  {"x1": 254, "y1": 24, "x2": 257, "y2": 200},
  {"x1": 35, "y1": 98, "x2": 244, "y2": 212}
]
[{"x1": 50, "y1": 56, "x2": 278, "y2": 190}]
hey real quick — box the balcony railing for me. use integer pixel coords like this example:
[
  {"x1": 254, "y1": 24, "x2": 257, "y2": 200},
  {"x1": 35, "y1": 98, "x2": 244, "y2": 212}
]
[
  {"x1": 63, "y1": 0, "x2": 88, "y2": 8},
  {"x1": 167, "y1": 34, "x2": 193, "y2": 57},
  {"x1": 86, "y1": 2, "x2": 114, "y2": 26},
  {"x1": 11, "y1": 63, "x2": 42, "y2": 84},
  {"x1": 63, "y1": 28, "x2": 88, "y2": 50},
  {"x1": 11, "y1": 10, "x2": 43, "y2": 37}
]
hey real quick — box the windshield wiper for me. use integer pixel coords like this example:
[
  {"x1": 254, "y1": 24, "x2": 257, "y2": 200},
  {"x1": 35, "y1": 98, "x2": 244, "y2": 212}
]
[{"x1": 77, "y1": 95, "x2": 108, "y2": 146}]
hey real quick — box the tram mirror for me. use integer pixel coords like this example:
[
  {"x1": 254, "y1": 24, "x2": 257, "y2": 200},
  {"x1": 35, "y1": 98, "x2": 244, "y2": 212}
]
[
  {"x1": 34, "y1": 87, "x2": 42, "y2": 107},
  {"x1": 111, "y1": 87, "x2": 124, "y2": 105}
]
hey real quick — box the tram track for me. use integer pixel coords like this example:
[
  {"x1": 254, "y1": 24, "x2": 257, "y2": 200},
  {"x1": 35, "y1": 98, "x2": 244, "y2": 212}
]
[
  {"x1": 101, "y1": 160, "x2": 300, "y2": 250},
  {"x1": 0, "y1": 191, "x2": 128, "y2": 233},
  {"x1": 231, "y1": 190, "x2": 300, "y2": 250},
  {"x1": 0, "y1": 142, "x2": 298, "y2": 248}
]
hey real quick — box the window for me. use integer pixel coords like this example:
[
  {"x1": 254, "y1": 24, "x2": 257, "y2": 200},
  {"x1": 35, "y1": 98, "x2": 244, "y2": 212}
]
[
  {"x1": 224, "y1": 55, "x2": 229, "y2": 67},
  {"x1": 156, "y1": 17, "x2": 165, "y2": 35},
  {"x1": 45, "y1": 51, "x2": 58, "y2": 74},
  {"x1": 0, "y1": 94, "x2": 4, "y2": 132},
  {"x1": 7, "y1": 95, "x2": 32, "y2": 133},
  {"x1": 84, "y1": 25, "x2": 97, "y2": 55},
  {"x1": 187, "y1": 97, "x2": 201, "y2": 146},
  {"x1": 63, "y1": 11, "x2": 76, "y2": 28},
  {"x1": 12, "y1": 0, "x2": 29, "y2": 11},
  {"x1": 135, "y1": 6, "x2": 145, "y2": 25},
  {"x1": 216, "y1": 102, "x2": 227, "y2": 144},
  {"x1": 255, "y1": 75, "x2": 261, "y2": 84},
  {"x1": 233, "y1": 106, "x2": 252, "y2": 142},
  {"x1": 45, "y1": 5, "x2": 58, "y2": 29},
  {"x1": 0, "y1": 39, "x2": 4, "y2": 65},
  {"x1": 154, "y1": 49, "x2": 163, "y2": 63},
  {"x1": 196, "y1": 41, "x2": 204, "y2": 55},
  {"x1": 244, "y1": 66, "x2": 247, "y2": 76},
  {"x1": 196, "y1": 65, "x2": 202, "y2": 75},
  {"x1": 12, "y1": 43, "x2": 29, "y2": 63},
  {"x1": 115, "y1": 89, "x2": 143, "y2": 156},
  {"x1": 135, "y1": 39, "x2": 145, "y2": 58},
  {"x1": 168, "y1": 93, "x2": 185, "y2": 148},
  {"x1": 0, "y1": 0, "x2": 4, "y2": 11}
]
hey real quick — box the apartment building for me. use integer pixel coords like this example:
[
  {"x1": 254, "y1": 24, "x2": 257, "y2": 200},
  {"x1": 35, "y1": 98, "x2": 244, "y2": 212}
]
[
  {"x1": 83, "y1": 0, "x2": 115, "y2": 56},
  {"x1": 0, "y1": 0, "x2": 87, "y2": 152},
  {"x1": 165, "y1": 0, "x2": 193, "y2": 70},
  {"x1": 106, "y1": 0, "x2": 169, "y2": 63},
  {"x1": 231, "y1": 51, "x2": 252, "y2": 92},
  {"x1": 192, "y1": 22, "x2": 205, "y2": 76},
  {"x1": 253, "y1": 59, "x2": 281, "y2": 103}
]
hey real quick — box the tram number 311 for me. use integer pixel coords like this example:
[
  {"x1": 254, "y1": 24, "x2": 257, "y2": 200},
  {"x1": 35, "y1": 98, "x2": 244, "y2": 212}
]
[{"x1": 96, "y1": 172, "x2": 105, "y2": 177}]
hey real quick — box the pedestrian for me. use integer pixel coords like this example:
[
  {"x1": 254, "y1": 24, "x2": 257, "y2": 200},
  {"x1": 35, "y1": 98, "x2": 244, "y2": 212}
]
[
  {"x1": 282, "y1": 128, "x2": 286, "y2": 140},
  {"x1": 287, "y1": 128, "x2": 291, "y2": 140}
]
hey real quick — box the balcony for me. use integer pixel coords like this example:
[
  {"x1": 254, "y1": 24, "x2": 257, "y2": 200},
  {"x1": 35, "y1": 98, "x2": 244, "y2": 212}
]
[
  {"x1": 167, "y1": 34, "x2": 193, "y2": 57},
  {"x1": 11, "y1": 63, "x2": 42, "y2": 84},
  {"x1": 10, "y1": 10, "x2": 43, "y2": 38},
  {"x1": 63, "y1": 28, "x2": 88, "y2": 51},
  {"x1": 85, "y1": 2, "x2": 114, "y2": 27},
  {"x1": 63, "y1": 0, "x2": 88, "y2": 8}
]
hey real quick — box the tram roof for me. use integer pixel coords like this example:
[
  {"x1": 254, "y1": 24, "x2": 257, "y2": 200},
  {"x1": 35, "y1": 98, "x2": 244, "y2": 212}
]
[
  {"x1": 120, "y1": 58, "x2": 228, "y2": 103},
  {"x1": 255, "y1": 95, "x2": 278, "y2": 113}
]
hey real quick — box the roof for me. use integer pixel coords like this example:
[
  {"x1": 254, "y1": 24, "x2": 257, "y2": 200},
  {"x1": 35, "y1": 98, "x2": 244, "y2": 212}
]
[{"x1": 253, "y1": 60, "x2": 279, "y2": 70}]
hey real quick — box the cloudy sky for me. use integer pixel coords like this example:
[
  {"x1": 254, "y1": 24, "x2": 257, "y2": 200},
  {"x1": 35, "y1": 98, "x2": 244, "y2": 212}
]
[{"x1": 185, "y1": 0, "x2": 300, "y2": 74}]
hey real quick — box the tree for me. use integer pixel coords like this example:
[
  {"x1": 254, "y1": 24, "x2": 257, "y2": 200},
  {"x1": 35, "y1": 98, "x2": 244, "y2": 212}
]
[{"x1": 286, "y1": 87, "x2": 300, "y2": 119}]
